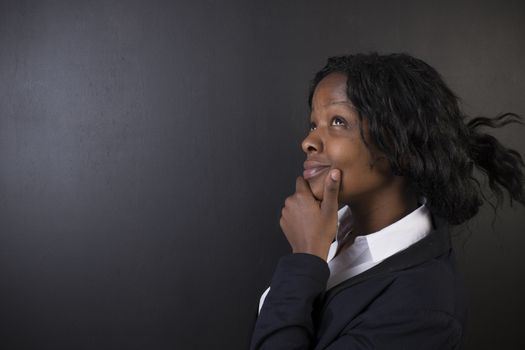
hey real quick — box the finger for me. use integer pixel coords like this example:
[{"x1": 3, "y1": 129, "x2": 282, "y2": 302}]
[{"x1": 320, "y1": 169, "x2": 341, "y2": 215}]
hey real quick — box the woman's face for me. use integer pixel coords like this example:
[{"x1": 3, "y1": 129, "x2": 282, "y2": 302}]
[{"x1": 301, "y1": 72, "x2": 395, "y2": 206}]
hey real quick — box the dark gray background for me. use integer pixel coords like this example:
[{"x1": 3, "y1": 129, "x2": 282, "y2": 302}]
[{"x1": 1, "y1": 0, "x2": 524, "y2": 349}]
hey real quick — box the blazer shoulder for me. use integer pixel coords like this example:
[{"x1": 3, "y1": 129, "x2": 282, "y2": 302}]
[
  {"x1": 369, "y1": 249, "x2": 466, "y2": 316},
  {"x1": 328, "y1": 248, "x2": 463, "y2": 312}
]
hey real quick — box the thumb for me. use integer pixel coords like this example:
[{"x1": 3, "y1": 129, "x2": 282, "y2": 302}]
[{"x1": 321, "y1": 169, "x2": 340, "y2": 216}]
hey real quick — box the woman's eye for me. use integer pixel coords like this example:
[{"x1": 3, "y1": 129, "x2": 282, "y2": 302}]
[
  {"x1": 309, "y1": 122, "x2": 316, "y2": 131},
  {"x1": 332, "y1": 117, "x2": 345, "y2": 126}
]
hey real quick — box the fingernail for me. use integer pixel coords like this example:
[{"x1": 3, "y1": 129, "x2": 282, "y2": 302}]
[{"x1": 330, "y1": 170, "x2": 339, "y2": 181}]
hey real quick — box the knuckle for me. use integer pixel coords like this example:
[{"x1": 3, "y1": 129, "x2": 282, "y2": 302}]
[
  {"x1": 295, "y1": 193, "x2": 309, "y2": 204},
  {"x1": 296, "y1": 192, "x2": 308, "y2": 200}
]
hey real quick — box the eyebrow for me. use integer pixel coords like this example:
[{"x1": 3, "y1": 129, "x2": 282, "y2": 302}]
[{"x1": 311, "y1": 100, "x2": 354, "y2": 111}]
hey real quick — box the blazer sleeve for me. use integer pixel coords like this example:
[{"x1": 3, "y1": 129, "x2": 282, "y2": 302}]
[{"x1": 249, "y1": 253, "x2": 330, "y2": 350}]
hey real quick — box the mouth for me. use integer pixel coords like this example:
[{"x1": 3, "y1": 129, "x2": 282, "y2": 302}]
[{"x1": 303, "y1": 166, "x2": 330, "y2": 180}]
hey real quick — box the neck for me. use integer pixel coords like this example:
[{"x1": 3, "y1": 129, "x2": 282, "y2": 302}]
[{"x1": 346, "y1": 184, "x2": 419, "y2": 237}]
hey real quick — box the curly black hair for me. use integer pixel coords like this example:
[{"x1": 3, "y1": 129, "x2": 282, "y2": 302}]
[{"x1": 308, "y1": 52, "x2": 524, "y2": 226}]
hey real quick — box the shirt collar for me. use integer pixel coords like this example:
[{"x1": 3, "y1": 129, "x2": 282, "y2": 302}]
[
  {"x1": 335, "y1": 197, "x2": 432, "y2": 263},
  {"x1": 365, "y1": 201, "x2": 432, "y2": 262}
]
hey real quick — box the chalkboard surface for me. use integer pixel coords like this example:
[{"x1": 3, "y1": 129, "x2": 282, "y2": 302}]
[{"x1": 1, "y1": 1, "x2": 524, "y2": 349}]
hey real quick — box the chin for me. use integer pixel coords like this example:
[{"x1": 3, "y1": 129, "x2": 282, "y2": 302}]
[
  {"x1": 308, "y1": 179, "x2": 343, "y2": 204},
  {"x1": 314, "y1": 194, "x2": 324, "y2": 202},
  {"x1": 305, "y1": 176, "x2": 324, "y2": 200},
  {"x1": 310, "y1": 184, "x2": 324, "y2": 201}
]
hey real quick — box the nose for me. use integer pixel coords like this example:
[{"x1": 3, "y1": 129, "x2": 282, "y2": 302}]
[{"x1": 301, "y1": 130, "x2": 323, "y2": 154}]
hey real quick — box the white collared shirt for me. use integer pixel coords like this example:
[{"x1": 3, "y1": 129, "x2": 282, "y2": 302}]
[{"x1": 258, "y1": 199, "x2": 432, "y2": 314}]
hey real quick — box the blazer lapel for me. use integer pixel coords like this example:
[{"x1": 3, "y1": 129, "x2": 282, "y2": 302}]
[{"x1": 316, "y1": 213, "x2": 451, "y2": 316}]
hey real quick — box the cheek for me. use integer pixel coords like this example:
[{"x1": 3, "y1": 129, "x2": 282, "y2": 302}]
[
  {"x1": 338, "y1": 158, "x2": 375, "y2": 195},
  {"x1": 334, "y1": 157, "x2": 358, "y2": 188},
  {"x1": 340, "y1": 161, "x2": 395, "y2": 200}
]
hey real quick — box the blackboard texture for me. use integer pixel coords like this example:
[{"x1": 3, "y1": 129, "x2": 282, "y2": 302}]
[{"x1": 1, "y1": 1, "x2": 524, "y2": 349}]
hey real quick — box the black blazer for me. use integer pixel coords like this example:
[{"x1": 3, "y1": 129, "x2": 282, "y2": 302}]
[{"x1": 249, "y1": 214, "x2": 468, "y2": 349}]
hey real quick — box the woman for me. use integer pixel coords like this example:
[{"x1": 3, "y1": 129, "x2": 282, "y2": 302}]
[{"x1": 249, "y1": 53, "x2": 524, "y2": 349}]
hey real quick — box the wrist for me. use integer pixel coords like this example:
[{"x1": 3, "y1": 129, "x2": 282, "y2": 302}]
[{"x1": 292, "y1": 245, "x2": 331, "y2": 261}]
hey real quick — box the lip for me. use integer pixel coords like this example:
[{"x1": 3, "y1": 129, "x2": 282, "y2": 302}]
[{"x1": 303, "y1": 160, "x2": 331, "y2": 180}]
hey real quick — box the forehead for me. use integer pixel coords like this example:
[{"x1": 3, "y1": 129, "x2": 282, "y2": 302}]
[{"x1": 311, "y1": 72, "x2": 352, "y2": 112}]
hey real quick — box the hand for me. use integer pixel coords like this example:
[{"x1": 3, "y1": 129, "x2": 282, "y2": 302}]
[{"x1": 279, "y1": 169, "x2": 341, "y2": 261}]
